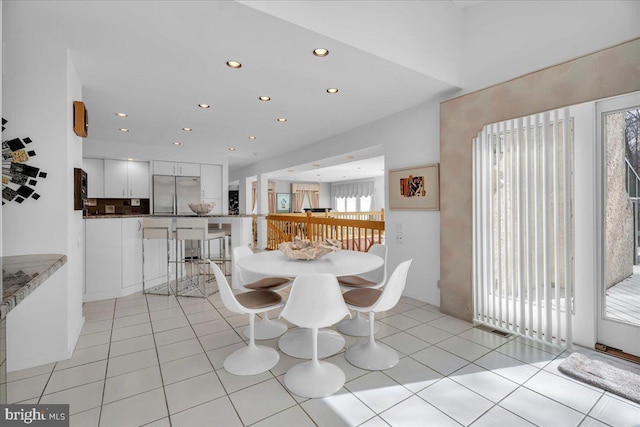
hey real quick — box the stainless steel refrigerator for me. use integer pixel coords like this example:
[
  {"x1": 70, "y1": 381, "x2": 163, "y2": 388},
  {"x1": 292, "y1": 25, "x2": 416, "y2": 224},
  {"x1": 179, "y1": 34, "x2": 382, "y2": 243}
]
[{"x1": 153, "y1": 175, "x2": 201, "y2": 215}]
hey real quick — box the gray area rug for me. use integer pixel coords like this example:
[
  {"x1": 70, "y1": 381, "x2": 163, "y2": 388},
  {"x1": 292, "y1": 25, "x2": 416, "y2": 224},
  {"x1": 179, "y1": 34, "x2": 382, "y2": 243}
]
[{"x1": 558, "y1": 352, "x2": 640, "y2": 404}]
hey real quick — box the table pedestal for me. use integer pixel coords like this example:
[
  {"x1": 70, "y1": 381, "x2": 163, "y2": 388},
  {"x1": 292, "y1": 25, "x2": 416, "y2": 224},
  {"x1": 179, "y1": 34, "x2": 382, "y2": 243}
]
[{"x1": 278, "y1": 328, "x2": 345, "y2": 359}]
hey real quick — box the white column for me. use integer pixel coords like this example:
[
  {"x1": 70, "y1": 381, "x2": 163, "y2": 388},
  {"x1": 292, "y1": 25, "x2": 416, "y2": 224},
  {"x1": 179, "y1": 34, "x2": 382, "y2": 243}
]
[
  {"x1": 239, "y1": 178, "x2": 251, "y2": 215},
  {"x1": 256, "y1": 175, "x2": 269, "y2": 249}
]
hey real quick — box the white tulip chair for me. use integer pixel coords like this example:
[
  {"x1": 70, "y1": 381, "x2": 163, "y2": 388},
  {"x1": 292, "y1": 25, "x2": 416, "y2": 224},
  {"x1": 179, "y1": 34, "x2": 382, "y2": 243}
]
[
  {"x1": 280, "y1": 273, "x2": 350, "y2": 398},
  {"x1": 337, "y1": 244, "x2": 387, "y2": 336},
  {"x1": 210, "y1": 261, "x2": 282, "y2": 375},
  {"x1": 233, "y1": 246, "x2": 290, "y2": 340},
  {"x1": 344, "y1": 260, "x2": 412, "y2": 371}
]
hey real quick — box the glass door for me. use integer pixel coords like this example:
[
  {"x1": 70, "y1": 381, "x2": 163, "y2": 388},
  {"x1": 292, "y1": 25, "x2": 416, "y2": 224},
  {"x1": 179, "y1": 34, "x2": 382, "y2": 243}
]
[{"x1": 596, "y1": 92, "x2": 640, "y2": 357}]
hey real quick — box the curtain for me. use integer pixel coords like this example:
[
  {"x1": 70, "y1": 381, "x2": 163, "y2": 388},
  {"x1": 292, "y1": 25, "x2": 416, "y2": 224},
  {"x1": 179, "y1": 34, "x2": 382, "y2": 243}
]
[
  {"x1": 291, "y1": 183, "x2": 320, "y2": 212},
  {"x1": 252, "y1": 181, "x2": 276, "y2": 213},
  {"x1": 331, "y1": 180, "x2": 375, "y2": 198},
  {"x1": 308, "y1": 191, "x2": 320, "y2": 208},
  {"x1": 268, "y1": 191, "x2": 276, "y2": 213}
]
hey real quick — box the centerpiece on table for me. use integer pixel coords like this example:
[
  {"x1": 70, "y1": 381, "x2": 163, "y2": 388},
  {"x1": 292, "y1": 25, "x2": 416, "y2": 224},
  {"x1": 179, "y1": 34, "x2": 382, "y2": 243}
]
[{"x1": 279, "y1": 237, "x2": 341, "y2": 260}]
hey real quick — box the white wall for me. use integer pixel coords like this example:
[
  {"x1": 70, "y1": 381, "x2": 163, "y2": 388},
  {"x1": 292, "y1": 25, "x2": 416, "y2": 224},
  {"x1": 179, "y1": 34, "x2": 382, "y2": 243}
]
[
  {"x1": 66, "y1": 53, "x2": 85, "y2": 352},
  {"x1": 2, "y1": 1, "x2": 83, "y2": 366},
  {"x1": 233, "y1": 101, "x2": 442, "y2": 304},
  {"x1": 462, "y1": 1, "x2": 640, "y2": 93}
]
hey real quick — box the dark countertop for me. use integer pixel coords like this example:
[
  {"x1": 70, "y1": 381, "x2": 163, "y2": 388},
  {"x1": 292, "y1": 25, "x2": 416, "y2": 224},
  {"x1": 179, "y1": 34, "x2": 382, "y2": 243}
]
[{"x1": 1, "y1": 254, "x2": 67, "y2": 320}]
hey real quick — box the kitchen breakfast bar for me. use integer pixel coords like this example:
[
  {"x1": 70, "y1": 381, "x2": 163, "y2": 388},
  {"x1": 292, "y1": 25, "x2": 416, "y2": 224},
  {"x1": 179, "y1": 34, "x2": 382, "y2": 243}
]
[{"x1": 83, "y1": 214, "x2": 254, "y2": 302}]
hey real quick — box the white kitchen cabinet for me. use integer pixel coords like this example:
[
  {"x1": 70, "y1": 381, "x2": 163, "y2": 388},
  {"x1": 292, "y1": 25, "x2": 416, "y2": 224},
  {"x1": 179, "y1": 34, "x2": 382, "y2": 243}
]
[
  {"x1": 104, "y1": 159, "x2": 129, "y2": 198},
  {"x1": 127, "y1": 161, "x2": 150, "y2": 198},
  {"x1": 104, "y1": 159, "x2": 150, "y2": 198},
  {"x1": 200, "y1": 164, "x2": 223, "y2": 214},
  {"x1": 83, "y1": 158, "x2": 104, "y2": 198},
  {"x1": 121, "y1": 218, "x2": 143, "y2": 289},
  {"x1": 153, "y1": 161, "x2": 200, "y2": 177},
  {"x1": 85, "y1": 218, "x2": 122, "y2": 299},
  {"x1": 200, "y1": 164, "x2": 222, "y2": 199}
]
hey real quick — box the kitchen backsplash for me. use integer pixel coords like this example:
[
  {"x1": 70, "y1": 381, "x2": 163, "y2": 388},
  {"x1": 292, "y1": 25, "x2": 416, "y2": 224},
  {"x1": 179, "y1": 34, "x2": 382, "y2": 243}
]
[{"x1": 84, "y1": 198, "x2": 150, "y2": 216}]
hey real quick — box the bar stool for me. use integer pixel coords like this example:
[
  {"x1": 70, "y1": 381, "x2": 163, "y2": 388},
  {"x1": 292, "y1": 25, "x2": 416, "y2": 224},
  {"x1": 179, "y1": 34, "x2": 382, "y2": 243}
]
[
  {"x1": 208, "y1": 223, "x2": 230, "y2": 275},
  {"x1": 176, "y1": 218, "x2": 225, "y2": 298},
  {"x1": 142, "y1": 218, "x2": 175, "y2": 296}
]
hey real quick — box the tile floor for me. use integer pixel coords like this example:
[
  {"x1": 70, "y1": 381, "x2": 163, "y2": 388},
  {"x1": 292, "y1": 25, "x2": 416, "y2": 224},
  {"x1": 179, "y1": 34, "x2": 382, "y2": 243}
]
[{"x1": 6, "y1": 284, "x2": 640, "y2": 427}]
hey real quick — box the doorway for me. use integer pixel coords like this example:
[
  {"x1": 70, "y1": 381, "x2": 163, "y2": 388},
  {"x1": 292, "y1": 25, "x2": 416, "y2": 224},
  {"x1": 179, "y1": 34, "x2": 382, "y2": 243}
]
[{"x1": 596, "y1": 92, "x2": 640, "y2": 357}]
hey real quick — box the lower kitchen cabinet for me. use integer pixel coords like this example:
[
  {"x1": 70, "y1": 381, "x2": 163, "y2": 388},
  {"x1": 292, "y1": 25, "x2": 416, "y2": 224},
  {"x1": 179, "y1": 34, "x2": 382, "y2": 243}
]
[
  {"x1": 85, "y1": 217, "x2": 169, "y2": 301},
  {"x1": 85, "y1": 218, "x2": 122, "y2": 300}
]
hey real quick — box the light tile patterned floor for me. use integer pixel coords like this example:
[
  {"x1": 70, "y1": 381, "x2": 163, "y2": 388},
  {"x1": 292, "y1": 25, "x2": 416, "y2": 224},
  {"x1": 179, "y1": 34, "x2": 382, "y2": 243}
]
[{"x1": 7, "y1": 283, "x2": 640, "y2": 427}]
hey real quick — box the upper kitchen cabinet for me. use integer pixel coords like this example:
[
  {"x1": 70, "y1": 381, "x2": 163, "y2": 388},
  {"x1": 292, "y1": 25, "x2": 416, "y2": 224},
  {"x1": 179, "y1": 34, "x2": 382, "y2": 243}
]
[
  {"x1": 200, "y1": 164, "x2": 222, "y2": 199},
  {"x1": 104, "y1": 159, "x2": 150, "y2": 198},
  {"x1": 83, "y1": 158, "x2": 105, "y2": 198},
  {"x1": 153, "y1": 161, "x2": 200, "y2": 177}
]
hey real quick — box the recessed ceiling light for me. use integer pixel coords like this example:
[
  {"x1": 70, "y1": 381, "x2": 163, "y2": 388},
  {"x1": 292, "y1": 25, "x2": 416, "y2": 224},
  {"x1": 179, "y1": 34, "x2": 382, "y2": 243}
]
[
  {"x1": 277, "y1": 118, "x2": 287, "y2": 122},
  {"x1": 287, "y1": 170, "x2": 294, "y2": 173},
  {"x1": 119, "y1": 128, "x2": 130, "y2": 132},
  {"x1": 313, "y1": 163, "x2": 320, "y2": 167},
  {"x1": 115, "y1": 112, "x2": 128, "y2": 118},
  {"x1": 226, "y1": 60, "x2": 242, "y2": 68},
  {"x1": 248, "y1": 136, "x2": 256, "y2": 140},
  {"x1": 198, "y1": 103, "x2": 210, "y2": 109},
  {"x1": 313, "y1": 48, "x2": 329, "y2": 57},
  {"x1": 173, "y1": 142, "x2": 182, "y2": 146},
  {"x1": 127, "y1": 158, "x2": 134, "y2": 161},
  {"x1": 182, "y1": 127, "x2": 192, "y2": 132},
  {"x1": 258, "y1": 96, "x2": 271, "y2": 102},
  {"x1": 326, "y1": 88, "x2": 339, "y2": 94},
  {"x1": 228, "y1": 147, "x2": 236, "y2": 151},
  {"x1": 347, "y1": 155, "x2": 355, "y2": 159}
]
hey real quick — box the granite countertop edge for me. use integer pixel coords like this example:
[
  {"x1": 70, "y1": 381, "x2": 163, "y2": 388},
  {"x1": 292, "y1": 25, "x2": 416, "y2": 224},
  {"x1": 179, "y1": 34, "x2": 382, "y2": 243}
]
[{"x1": 1, "y1": 254, "x2": 67, "y2": 320}]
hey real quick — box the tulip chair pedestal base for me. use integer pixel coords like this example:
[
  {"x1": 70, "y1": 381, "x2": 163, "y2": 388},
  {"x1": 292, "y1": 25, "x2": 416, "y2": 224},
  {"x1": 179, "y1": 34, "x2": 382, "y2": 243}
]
[
  {"x1": 223, "y1": 344, "x2": 279, "y2": 376},
  {"x1": 337, "y1": 313, "x2": 380, "y2": 337},
  {"x1": 243, "y1": 316, "x2": 288, "y2": 340},
  {"x1": 346, "y1": 341, "x2": 399, "y2": 371},
  {"x1": 279, "y1": 328, "x2": 345, "y2": 359},
  {"x1": 284, "y1": 360, "x2": 346, "y2": 398}
]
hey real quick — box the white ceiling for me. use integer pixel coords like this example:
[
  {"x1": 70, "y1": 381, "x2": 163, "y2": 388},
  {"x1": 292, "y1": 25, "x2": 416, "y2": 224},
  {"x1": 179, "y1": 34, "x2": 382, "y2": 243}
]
[{"x1": 63, "y1": 1, "x2": 466, "y2": 181}]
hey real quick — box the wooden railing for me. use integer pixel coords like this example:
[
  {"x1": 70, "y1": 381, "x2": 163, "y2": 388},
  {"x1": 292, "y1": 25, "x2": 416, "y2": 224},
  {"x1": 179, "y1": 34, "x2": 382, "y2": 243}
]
[
  {"x1": 268, "y1": 209, "x2": 384, "y2": 221},
  {"x1": 266, "y1": 211, "x2": 385, "y2": 252}
]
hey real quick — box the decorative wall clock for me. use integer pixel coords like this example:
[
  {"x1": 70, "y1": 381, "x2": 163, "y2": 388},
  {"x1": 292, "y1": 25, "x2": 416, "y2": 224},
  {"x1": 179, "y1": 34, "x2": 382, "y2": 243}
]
[{"x1": 1, "y1": 118, "x2": 47, "y2": 205}]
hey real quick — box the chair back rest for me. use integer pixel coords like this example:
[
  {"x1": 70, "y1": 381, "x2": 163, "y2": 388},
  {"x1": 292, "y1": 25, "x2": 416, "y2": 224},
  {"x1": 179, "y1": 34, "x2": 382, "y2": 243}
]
[
  {"x1": 280, "y1": 274, "x2": 349, "y2": 329},
  {"x1": 176, "y1": 217, "x2": 207, "y2": 241},
  {"x1": 142, "y1": 218, "x2": 172, "y2": 239},
  {"x1": 232, "y1": 246, "x2": 256, "y2": 290},
  {"x1": 209, "y1": 260, "x2": 246, "y2": 315},
  {"x1": 371, "y1": 260, "x2": 412, "y2": 313}
]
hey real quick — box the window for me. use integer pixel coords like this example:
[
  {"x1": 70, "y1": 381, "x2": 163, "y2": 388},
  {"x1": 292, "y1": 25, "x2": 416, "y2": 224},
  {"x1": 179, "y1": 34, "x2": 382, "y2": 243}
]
[
  {"x1": 332, "y1": 180, "x2": 376, "y2": 212},
  {"x1": 335, "y1": 195, "x2": 370, "y2": 212}
]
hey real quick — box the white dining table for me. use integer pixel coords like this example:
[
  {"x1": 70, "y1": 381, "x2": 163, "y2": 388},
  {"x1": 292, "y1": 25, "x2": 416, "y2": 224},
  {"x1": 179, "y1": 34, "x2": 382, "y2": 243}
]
[{"x1": 238, "y1": 249, "x2": 384, "y2": 359}]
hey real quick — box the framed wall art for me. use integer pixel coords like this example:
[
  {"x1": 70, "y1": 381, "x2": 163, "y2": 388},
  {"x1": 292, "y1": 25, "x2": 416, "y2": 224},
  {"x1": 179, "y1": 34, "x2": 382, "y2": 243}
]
[
  {"x1": 389, "y1": 163, "x2": 439, "y2": 210},
  {"x1": 276, "y1": 193, "x2": 291, "y2": 213}
]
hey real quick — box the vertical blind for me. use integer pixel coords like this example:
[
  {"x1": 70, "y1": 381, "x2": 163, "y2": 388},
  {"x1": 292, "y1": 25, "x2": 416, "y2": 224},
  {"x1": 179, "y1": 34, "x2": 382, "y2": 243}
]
[{"x1": 472, "y1": 108, "x2": 574, "y2": 346}]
